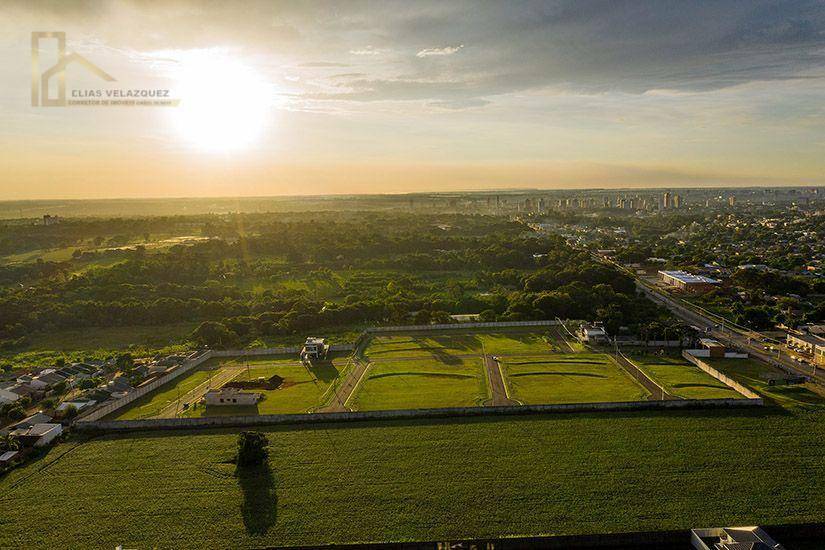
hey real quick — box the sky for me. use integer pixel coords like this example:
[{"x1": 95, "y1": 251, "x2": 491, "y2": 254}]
[{"x1": 2, "y1": 0, "x2": 825, "y2": 199}]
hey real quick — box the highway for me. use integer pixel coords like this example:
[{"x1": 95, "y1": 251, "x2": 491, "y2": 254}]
[
  {"x1": 591, "y1": 253, "x2": 823, "y2": 384},
  {"x1": 637, "y1": 274, "x2": 823, "y2": 384}
]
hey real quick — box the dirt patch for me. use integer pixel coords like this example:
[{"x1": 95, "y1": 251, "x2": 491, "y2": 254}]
[{"x1": 225, "y1": 374, "x2": 285, "y2": 390}]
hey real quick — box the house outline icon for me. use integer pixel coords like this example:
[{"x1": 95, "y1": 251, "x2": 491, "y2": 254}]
[{"x1": 31, "y1": 31, "x2": 116, "y2": 107}]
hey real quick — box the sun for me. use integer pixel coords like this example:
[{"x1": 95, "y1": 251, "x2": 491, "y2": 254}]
[{"x1": 172, "y1": 51, "x2": 271, "y2": 152}]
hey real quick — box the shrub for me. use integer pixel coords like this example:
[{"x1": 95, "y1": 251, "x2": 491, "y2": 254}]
[{"x1": 236, "y1": 431, "x2": 269, "y2": 467}]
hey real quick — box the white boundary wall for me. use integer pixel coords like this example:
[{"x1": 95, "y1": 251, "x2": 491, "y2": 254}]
[
  {"x1": 682, "y1": 351, "x2": 763, "y2": 401},
  {"x1": 364, "y1": 320, "x2": 560, "y2": 333},
  {"x1": 78, "y1": 345, "x2": 356, "y2": 422},
  {"x1": 76, "y1": 396, "x2": 763, "y2": 433},
  {"x1": 79, "y1": 351, "x2": 215, "y2": 422}
]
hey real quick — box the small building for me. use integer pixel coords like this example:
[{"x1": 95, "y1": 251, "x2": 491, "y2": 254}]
[
  {"x1": 301, "y1": 337, "x2": 328, "y2": 361},
  {"x1": 698, "y1": 338, "x2": 726, "y2": 358},
  {"x1": 203, "y1": 387, "x2": 261, "y2": 407},
  {"x1": 659, "y1": 270, "x2": 721, "y2": 293},
  {"x1": 11, "y1": 423, "x2": 63, "y2": 448},
  {"x1": 691, "y1": 526, "x2": 784, "y2": 550},
  {"x1": 0, "y1": 450, "x2": 22, "y2": 468},
  {"x1": 786, "y1": 328, "x2": 825, "y2": 366},
  {"x1": 578, "y1": 324, "x2": 609, "y2": 343},
  {"x1": 7, "y1": 412, "x2": 53, "y2": 432},
  {"x1": 0, "y1": 388, "x2": 21, "y2": 405}
]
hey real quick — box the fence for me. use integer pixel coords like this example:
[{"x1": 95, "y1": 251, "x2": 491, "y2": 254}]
[
  {"x1": 612, "y1": 351, "x2": 674, "y2": 401},
  {"x1": 77, "y1": 344, "x2": 357, "y2": 423},
  {"x1": 210, "y1": 344, "x2": 354, "y2": 358},
  {"x1": 364, "y1": 319, "x2": 561, "y2": 333},
  {"x1": 78, "y1": 350, "x2": 215, "y2": 422},
  {"x1": 682, "y1": 351, "x2": 763, "y2": 401},
  {"x1": 614, "y1": 339, "x2": 686, "y2": 348},
  {"x1": 74, "y1": 396, "x2": 763, "y2": 433}
]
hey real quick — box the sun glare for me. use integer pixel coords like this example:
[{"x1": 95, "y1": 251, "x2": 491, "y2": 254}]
[{"x1": 172, "y1": 51, "x2": 271, "y2": 152}]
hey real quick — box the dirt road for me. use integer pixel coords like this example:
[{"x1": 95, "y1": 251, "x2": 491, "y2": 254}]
[
  {"x1": 483, "y1": 355, "x2": 519, "y2": 406},
  {"x1": 318, "y1": 358, "x2": 371, "y2": 412},
  {"x1": 155, "y1": 367, "x2": 243, "y2": 418}
]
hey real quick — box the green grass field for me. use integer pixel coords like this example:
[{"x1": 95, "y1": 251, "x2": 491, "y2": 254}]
[
  {"x1": 630, "y1": 354, "x2": 744, "y2": 400},
  {"x1": 4, "y1": 407, "x2": 825, "y2": 548},
  {"x1": 501, "y1": 353, "x2": 649, "y2": 404},
  {"x1": 115, "y1": 355, "x2": 346, "y2": 419},
  {"x1": 183, "y1": 357, "x2": 343, "y2": 416},
  {"x1": 8, "y1": 322, "x2": 198, "y2": 358},
  {"x1": 114, "y1": 365, "x2": 218, "y2": 420},
  {"x1": 351, "y1": 357, "x2": 487, "y2": 410},
  {"x1": 707, "y1": 359, "x2": 825, "y2": 409},
  {"x1": 363, "y1": 328, "x2": 569, "y2": 361}
]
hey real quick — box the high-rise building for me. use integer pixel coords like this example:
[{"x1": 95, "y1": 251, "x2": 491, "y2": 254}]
[
  {"x1": 663, "y1": 192, "x2": 671, "y2": 209},
  {"x1": 673, "y1": 194, "x2": 681, "y2": 209},
  {"x1": 728, "y1": 196, "x2": 736, "y2": 207}
]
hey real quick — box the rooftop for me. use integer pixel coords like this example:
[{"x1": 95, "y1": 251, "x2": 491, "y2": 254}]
[{"x1": 660, "y1": 270, "x2": 721, "y2": 285}]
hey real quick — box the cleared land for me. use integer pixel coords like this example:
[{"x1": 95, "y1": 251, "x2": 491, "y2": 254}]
[
  {"x1": 115, "y1": 355, "x2": 345, "y2": 419},
  {"x1": 707, "y1": 358, "x2": 825, "y2": 409},
  {"x1": 351, "y1": 357, "x2": 486, "y2": 410},
  {"x1": 4, "y1": 407, "x2": 825, "y2": 548},
  {"x1": 114, "y1": 366, "x2": 219, "y2": 420},
  {"x1": 363, "y1": 328, "x2": 569, "y2": 361},
  {"x1": 501, "y1": 353, "x2": 649, "y2": 405},
  {"x1": 629, "y1": 354, "x2": 743, "y2": 400},
  {"x1": 183, "y1": 357, "x2": 342, "y2": 416}
]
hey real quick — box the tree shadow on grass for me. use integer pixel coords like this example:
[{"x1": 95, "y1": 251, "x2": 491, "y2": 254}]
[
  {"x1": 237, "y1": 465, "x2": 277, "y2": 536},
  {"x1": 308, "y1": 360, "x2": 340, "y2": 383}
]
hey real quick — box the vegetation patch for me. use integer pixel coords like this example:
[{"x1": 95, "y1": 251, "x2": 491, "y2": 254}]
[
  {"x1": 352, "y1": 358, "x2": 487, "y2": 411},
  {"x1": 706, "y1": 359, "x2": 825, "y2": 409},
  {"x1": 630, "y1": 354, "x2": 743, "y2": 400},
  {"x1": 5, "y1": 408, "x2": 825, "y2": 548},
  {"x1": 502, "y1": 353, "x2": 649, "y2": 405}
]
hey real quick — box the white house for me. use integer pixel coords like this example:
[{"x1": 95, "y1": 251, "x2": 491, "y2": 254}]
[
  {"x1": 578, "y1": 324, "x2": 609, "y2": 343},
  {"x1": 203, "y1": 387, "x2": 261, "y2": 406},
  {"x1": 301, "y1": 337, "x2": 328, "y2": 361},
  {"x1": 11, "y1": 423, "x2": 63, "y2": 448}
]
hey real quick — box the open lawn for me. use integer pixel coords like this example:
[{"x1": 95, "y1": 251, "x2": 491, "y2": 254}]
[
  {"x1": 114, "y1": 367, "x2": 217, "y2": 420},
  {"x1": 630, "y1": 354, "x2": 744, "y2": 400},
  {"x1": 14, "y1": 322, "x2": 198, "y2": 354},
  {"x1": 351, "y1": 357, "x2": 486, "y2": 410},
  {"x1": 501, "y1": 353, "x2": 649, "y2": 404},
  {"x1": 4, "y1": 408, "x2": 825, "y2": 548},
  {"x1": 707, "y1": 359, "x2": 825, "y2": 409},
  {"x1": 183, "y1": 357, "x2": 344, "y2": 416},
  {"x1": 363, "y1": 328, "x2": 566, "y2": 362}
]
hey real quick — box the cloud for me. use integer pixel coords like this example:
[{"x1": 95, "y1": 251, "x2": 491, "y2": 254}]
[
  {"x1": 349, "y1": 46, "x2": 387, "y2": 56},
  {"x1": 299, "y1": 61, "x2": 350, "y2": 68},
  {"x1": 416, "y1": 44, "x2": 464, "y2": 58}
]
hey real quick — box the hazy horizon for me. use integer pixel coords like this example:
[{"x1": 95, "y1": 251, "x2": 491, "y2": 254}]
[{"x1": 4, "y1": 1, "x2": 825, "y2": 199}]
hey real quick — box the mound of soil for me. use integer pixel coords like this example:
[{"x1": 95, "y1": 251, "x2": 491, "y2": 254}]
[{"x1": 225, "y1": 374, "x2": 285, "y2": 390}]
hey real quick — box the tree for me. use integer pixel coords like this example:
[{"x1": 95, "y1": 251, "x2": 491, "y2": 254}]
[
  {"x1": 60, "y1": 405, "x2": 78, "y2": 421},
  {"x1": 191, "y1": 321, "x2": 239, "y2": 349},
  {"x1": 236, "y1": 431, "x2": 269, "y2": 467},
  {"x1": 0, "y1": 434, "x2": 19, "y2": 452}
]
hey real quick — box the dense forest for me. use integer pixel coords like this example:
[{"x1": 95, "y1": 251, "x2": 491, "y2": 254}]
[{"x1": 0, "y1": 212, "x2": 682, "y2": 352}]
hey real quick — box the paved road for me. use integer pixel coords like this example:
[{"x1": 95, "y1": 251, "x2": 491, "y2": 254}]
[
  {"x1": 636, "y1": 281, "x2": 824, "y2": 384},
  {"x1": 155, "y1": 367, "x2": 242, "y2": 418},
  {"x1": 318, "y1": 358, "x2": 371, "y2": 413},
  {"x1": 483, "y1": 355, "x2": 519, "y2": 406}
]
